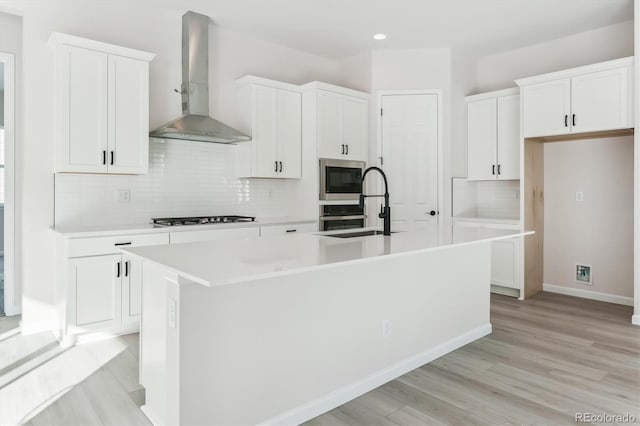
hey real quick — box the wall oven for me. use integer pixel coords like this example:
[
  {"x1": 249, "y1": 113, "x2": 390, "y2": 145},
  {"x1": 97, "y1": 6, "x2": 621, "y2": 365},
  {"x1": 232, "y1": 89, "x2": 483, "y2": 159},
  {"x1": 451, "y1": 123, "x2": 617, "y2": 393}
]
[
  {"x1": 319, "y1": 159, "x2": 366, "y2": 201},
  {"x1": 319, "y1": 204, "x2": 366, "y2": 232}
]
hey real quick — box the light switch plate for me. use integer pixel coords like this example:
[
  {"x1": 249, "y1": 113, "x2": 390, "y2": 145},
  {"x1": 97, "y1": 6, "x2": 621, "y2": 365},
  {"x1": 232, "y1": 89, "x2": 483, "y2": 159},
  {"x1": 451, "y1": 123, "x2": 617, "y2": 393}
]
[
  {"x1": 116, "y1": 189, "x2": 131, "y2": 203},
  {"x1": 575, "y1": 191, "x2": 584, "y2": 202},
  {"x1": 168, "y1": 298, "x2": 177, "y2": 328}
]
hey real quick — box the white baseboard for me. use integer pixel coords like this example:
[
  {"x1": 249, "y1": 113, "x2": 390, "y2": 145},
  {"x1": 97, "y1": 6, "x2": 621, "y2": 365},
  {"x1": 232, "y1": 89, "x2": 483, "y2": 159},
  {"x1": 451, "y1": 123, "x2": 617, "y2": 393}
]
[
  {"x1": 632, "y1": 315, "x2": 640, "y2": 326},
  {"x1": 543, "y1": 283, "x2": 634, "y2": 306},
  {"x1": 260, "y1": 323, "x2": 492, "y2": 426}
]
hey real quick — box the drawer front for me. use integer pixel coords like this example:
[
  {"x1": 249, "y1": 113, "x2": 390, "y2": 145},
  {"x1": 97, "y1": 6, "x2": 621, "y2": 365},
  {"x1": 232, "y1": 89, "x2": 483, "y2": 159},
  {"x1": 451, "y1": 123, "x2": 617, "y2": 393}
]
[
  {"x1": 68, "y1": 233, "x2": 170, "y2": 257},
  {"x1": 260, "y1": 222, "x2": 317, "y2": 237},
  {"x1": 170, "y1": 227, "x2": 260, "y2": 244}
]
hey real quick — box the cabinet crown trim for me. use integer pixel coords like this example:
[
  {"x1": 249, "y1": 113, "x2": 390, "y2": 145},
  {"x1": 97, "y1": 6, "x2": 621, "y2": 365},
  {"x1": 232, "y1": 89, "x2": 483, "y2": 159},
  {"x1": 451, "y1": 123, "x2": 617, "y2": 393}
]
[
  {"x1": 465, "y1": 87, "x2": 519, "y2": 103},
  {"x1": 48, "y1": 32, "x2": 156, "y2": 62},
  {"x1": 515, "y1": 56, "x2": 633, "y2": 87},
  {"x1": 300, "y1": 81, "x2": 370, "y2": 99},
  {"x1": 235, "y1": 75, "x2": 301, "y2": 92}
]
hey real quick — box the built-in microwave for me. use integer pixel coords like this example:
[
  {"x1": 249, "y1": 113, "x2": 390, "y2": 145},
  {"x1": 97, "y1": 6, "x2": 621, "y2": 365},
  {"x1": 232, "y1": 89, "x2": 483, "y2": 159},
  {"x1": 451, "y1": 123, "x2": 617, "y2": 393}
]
[{"x1": 319, "y1": 159, "x2": 366, "y2": 201}]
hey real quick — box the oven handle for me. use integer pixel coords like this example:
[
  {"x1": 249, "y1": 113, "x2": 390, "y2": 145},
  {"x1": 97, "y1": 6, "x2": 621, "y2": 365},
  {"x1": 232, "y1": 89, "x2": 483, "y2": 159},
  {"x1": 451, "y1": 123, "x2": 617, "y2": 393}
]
[{"x1": 320, "y1": 215, "x2": 367, "y2": 221}]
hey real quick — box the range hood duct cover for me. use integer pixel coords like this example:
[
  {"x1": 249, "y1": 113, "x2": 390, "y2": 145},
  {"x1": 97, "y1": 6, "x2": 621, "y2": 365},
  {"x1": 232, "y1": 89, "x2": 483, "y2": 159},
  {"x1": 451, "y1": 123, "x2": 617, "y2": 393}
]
[{"x1": 149, "y1": 11, "x2": 250, "y2": 144}]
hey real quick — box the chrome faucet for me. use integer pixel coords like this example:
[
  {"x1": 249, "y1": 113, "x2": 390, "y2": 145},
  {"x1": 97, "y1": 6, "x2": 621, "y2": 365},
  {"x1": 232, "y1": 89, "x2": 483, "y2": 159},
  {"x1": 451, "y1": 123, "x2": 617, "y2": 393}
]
[{"x1": 359, "y1": 166, "x2": 391, "y2": 236}]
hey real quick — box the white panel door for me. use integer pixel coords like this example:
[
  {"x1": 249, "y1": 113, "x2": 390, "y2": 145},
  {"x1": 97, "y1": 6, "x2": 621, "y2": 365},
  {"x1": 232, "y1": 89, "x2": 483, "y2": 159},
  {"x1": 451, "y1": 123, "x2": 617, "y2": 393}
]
[
  {"x1": 108, "y1": 55, "x2": 149, "y2": 174},
  {"x1": 571, "y1": 67, "x2": 631, "y2": 133},
  {"x1": 522, "y1": 78, "x2": 571, "y2": 138},
  {"x1": 497, "y1": 94, "x2": 521, "y2": 180},
  {"x1": 276, "y1": 89, "x2": 302, "y2": 178},
  {"x1": 122, "y1": 255, "x2": 142, "y2": 324},
  {"x1": 58, "y1": 45, "x2": 108, "y2": 172},
  {"x1": 381, "y1": 94, "x2": 439, "y2": 232},
  {"x1": 253, "y1": 85, "x2": 278, "y2": 177},
  {"x1": 341, "y1": 97, "x2": 368, "y2": 161},
  {"x1": 317, "y1": 90, "x2": 343, "y2": 159},
  {"x1": 466, "y1": 98, "x2": 497, "y2": 180},
  {"x1": 71, "y1": 254, "x2": 121, "y2": 329}
]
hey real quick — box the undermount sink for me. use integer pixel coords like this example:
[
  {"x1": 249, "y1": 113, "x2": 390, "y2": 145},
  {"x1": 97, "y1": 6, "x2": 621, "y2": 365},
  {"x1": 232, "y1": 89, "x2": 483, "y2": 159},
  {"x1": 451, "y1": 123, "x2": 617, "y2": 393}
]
[{"x1": 327, "y1": 230, "x2": 393, "y2": 238}]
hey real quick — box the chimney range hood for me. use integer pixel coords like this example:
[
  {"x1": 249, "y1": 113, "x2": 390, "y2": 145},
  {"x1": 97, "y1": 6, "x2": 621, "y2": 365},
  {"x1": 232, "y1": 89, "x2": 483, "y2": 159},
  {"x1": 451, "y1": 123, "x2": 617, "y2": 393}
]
[{"x1": 149, "y1": 11, "x2": 251, "y2": 144}]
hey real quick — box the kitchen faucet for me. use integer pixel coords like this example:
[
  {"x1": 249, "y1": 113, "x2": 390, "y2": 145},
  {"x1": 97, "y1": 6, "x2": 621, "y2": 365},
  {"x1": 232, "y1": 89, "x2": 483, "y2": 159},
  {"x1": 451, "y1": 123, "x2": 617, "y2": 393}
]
[{"x1": 359, "y1": 166, "x2": 391, "y2": 236}]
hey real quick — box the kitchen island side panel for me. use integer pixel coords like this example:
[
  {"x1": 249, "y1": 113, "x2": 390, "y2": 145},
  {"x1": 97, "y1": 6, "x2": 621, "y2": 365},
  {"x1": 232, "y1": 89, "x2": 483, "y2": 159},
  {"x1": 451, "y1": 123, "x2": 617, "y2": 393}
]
[{"x1": 176, "y1": 241, "x2": 491, "y2": 425}]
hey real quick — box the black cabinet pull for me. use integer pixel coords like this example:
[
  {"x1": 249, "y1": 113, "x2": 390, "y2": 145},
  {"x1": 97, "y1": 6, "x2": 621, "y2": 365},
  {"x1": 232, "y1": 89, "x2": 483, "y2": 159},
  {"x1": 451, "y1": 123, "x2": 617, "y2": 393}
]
[
  {"x1": 274, "y1": 161, "x2": 278, "y2": 172},
  {"x1": 102, "y1": 150, "x2": 107, "y2": 165},
  {"x1": 564, "y1": 114, "x2": 568, "y2": 127},
  {"x1": 345, "y1": 144, "x2": 349, "y2": 155},
  {"x1": 116, "y1": 261, "x2": 121, "y2": 278},
  {"x1": 492, "y1": 165, "x2": 496, "y2": 175},
  {"x1": 125, "y1": 260, "x2": 129, "y2": 277},
  {"x1": 341, "y1": 144, "x2": 345, "y2": 155},
  {"x1": 110, "y1": 151, "x2": 115, "y2": 165},
  {"x1": 498, "y1": 164, "x2": 501, "y2": 175},
  {"x1": 279, "y1": 161, "x2": 283, "y2": 173},
  {"x1": 285, "y1": 229, "x2": 297, "y2": 233},
  {"x1": 572, "y1": 114, "x2": 576, "y2": 127},
  {"x1": 114, "y1": 242, "x2": 132, "y2": 246}
]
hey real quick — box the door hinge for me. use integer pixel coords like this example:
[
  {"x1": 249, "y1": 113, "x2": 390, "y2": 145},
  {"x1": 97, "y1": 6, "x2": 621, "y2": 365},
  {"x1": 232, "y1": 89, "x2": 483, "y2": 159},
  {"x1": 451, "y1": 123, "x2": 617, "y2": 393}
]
[
  {"x1": 378, "y1": 156, "x2": 384, "y2": 165},
  {"x1": 380, "y1": 108, "x2": 383, "y2": 116}
]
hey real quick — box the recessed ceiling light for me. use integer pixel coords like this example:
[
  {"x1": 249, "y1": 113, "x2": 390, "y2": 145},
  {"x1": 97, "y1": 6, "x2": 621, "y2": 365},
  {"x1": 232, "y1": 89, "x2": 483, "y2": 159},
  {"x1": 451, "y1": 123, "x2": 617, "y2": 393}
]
[{"x1": 373, "y1": 33, "x2": 387, "y2": 40}]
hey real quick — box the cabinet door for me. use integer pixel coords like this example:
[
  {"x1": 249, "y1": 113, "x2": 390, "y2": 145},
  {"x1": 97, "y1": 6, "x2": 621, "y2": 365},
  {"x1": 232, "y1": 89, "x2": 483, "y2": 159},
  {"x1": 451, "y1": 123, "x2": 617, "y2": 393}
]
[
  {"x1": 522, "y1": 78, "x2": 571, "y2": 138},
  {"x1": 571, "y1": 67, "x2": 631, "y2": 133},
  {"x1": 317, "y1": 90, "x2": 343, "y2": 159},
  {"x1": 341, "y1": 97, "x2": 368, "y2": 161},
  {"x1": 108, "y1": 55, "x2": 149, "y2": 174},
  {"x1": 467, "y1": 98, "x2": 497, "y2": 180},
  {"x1": 122, "y1": 255, "x2": 142, "y2": 324},
  {"x1": 491, "y1": 238, "x2": 518, "y2": 289},
  {"x1": 56, "y1": 45, "x2": 108, "y2": 173},
  {"x1": 497, "y1": 94, "x2": 520, "y2": 180},
  {"x1": 253, "y1": 85, "x2": 278, "y2": 177},
  {"x1": 276, "y1": 90, "x2": 302, "y2": 178},
  {"x1": 70, "y1": 255, "x2": 122, "y2": 330}
]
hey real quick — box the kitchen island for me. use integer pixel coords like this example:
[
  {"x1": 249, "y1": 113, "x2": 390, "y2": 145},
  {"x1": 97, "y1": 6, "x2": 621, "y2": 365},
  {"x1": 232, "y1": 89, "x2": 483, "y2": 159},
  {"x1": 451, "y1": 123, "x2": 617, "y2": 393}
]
[{"x1": 123, "y1": 228, "x2": 532, "y2": 425}]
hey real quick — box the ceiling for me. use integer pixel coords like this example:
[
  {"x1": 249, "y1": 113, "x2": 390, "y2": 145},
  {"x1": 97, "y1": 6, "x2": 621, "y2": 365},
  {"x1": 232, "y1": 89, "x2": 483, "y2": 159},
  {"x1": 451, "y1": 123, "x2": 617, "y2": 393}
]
[{"x1": 150, "y1": 0, "x2": 633, "y2": 58}]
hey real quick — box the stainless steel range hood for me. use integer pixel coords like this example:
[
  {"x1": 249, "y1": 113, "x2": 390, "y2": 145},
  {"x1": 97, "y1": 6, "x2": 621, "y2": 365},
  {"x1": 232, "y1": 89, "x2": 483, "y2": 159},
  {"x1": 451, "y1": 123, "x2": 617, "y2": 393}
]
[{"x1": 150, "y1": 11, "x2": 250, "y2": 144}]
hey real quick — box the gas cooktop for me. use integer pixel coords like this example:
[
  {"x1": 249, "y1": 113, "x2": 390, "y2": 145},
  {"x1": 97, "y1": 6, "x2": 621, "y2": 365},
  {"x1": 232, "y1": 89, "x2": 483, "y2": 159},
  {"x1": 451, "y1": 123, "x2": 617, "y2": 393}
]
[{"x1": 152, "y1": 215, "x2": 256, "y2": 227}]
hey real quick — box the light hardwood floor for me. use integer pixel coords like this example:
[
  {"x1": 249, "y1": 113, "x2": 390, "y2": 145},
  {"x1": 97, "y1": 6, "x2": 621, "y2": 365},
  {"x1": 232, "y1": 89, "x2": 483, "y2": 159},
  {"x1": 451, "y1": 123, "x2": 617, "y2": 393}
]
[{"x1": 19, "y1": 293, "x2": 640, "y2": 425}]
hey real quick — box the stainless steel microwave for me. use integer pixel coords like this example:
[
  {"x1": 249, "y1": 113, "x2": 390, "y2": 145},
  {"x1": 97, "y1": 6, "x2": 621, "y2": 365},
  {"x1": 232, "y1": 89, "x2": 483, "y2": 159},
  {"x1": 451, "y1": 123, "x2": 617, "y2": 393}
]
[{"x1": 319, "y1": 159, "x2": 366, "y2": 201}]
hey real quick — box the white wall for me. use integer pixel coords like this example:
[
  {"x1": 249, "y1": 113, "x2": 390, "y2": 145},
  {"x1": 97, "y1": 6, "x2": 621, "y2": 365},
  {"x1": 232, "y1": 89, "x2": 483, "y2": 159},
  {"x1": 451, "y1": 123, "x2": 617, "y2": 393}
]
[
  {"x1": 370, "y1": 48, "x2": 452, "y2": 229},
  {"x1": 544, "y1": 137, "x2": 634, "y2": 299},
  {"x1": 474, "y1": 20, "x2": 634, "y2": 93},
  {"x1": 15, "y1": 0, "x2": 364, "y2": 333},
  {"x1": 0, "y1": 11, "x2": 21, "y2": 315}
]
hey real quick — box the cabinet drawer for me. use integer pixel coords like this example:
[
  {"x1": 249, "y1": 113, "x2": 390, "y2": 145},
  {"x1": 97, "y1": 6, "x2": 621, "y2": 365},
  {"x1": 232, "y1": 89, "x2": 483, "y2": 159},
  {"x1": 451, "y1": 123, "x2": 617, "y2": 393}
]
[
  {"x1": 260, "y1": 222, "x2": 317, "y2": 237},
  {"x1": 68, "y1": 233, "x2": 169, "y2": 257},
  {"x1": 170, "y1": 227, "x2": 260, "y2": 244}
]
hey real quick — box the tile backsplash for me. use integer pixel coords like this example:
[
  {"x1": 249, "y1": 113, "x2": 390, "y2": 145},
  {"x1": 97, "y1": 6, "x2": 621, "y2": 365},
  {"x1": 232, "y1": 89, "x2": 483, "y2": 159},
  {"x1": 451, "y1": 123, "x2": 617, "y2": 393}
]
[{"x1": 54, "y1": 139, "x2": 296, "y2": 227}]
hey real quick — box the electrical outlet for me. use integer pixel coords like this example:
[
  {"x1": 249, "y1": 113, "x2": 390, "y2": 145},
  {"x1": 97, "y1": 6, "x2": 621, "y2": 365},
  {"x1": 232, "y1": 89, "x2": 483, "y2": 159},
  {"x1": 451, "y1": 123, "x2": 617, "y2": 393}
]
[
  {"x1": 116, "y1": 189, "x2": 131, "y2": 203},
  {"x1": 575, "y1": 191, "x2": 584, "y2": 202},
  {"x1": 382, "y1": 319, "x2": 392, "y2": 337}
]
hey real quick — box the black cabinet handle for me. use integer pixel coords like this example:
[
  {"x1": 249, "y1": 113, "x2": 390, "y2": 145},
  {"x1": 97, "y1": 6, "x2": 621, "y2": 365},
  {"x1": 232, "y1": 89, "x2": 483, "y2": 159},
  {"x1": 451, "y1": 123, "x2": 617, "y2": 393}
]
[
  {"x1": 110, "y1": 151, "x2": 115, "y2": 165},
  {"x1": 274, "y1": 161, "x2": 278, "y2": 172},
  {"x1": 285, "y1": 229, "x2": 297, "y2": 233},
  {"x1": 279, "y1": 161, "x2": 283, "y2": 173},
  {"x1": 564, "y1": 114, "x2": 568, "y2": 127},
  {"x1": 125, "y1": 260, "x2": 129, "y2": 277},
  {"x1": 572, "y1": 114, "x2": 576, "y2": 127},
  {"x1": 498, "y1": 164, "x2": 501, "y2": 175},
  {"x1": 114, "y1": 242, "x2": 132, "y2": 246},
  {"x1": 116, "y1": 261, "x2": 121, "y2": 278},
  {"x1": 102, "y1": 150, "x2": 107, "y2": 165},
  {"x1": 345, "y1": 144, "x2": 349, "y2": 155},
  {"x1": 341, "y1": 144, "x2": 345, "y2": 155},
  {"x1": 492, "y1": 165, "x2": 496, "y2": 175}
]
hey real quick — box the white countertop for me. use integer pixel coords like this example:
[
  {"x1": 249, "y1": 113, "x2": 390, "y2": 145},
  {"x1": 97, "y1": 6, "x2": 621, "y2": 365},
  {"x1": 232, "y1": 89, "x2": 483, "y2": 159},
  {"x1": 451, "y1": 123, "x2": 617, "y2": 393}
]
[
  {"x1": 123, "y1": 227, "x2": 533, "y2": 287},
  {"x1": 52, "y1": 217, "x2": 316, "y2": 238}
]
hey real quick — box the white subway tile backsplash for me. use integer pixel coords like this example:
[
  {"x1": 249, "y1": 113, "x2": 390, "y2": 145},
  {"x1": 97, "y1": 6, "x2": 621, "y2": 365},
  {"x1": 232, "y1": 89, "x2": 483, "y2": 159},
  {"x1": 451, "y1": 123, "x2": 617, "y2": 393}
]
[{"x1": 54, "y1": 139, "x2": 295, "y2": 227}]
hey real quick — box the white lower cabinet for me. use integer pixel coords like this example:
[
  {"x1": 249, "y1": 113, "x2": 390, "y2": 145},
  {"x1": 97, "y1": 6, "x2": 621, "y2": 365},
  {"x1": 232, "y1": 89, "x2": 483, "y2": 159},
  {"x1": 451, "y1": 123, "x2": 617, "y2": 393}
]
[{"x1": 260, "y1": 222, "x2": 317, "y2": 236}]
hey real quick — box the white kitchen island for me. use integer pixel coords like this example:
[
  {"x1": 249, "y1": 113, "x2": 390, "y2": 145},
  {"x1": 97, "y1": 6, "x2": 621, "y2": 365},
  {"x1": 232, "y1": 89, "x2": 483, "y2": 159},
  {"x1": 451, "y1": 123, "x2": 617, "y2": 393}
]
[{"x1": 123, "y1": 228, "x2": 532, "y2": 425}]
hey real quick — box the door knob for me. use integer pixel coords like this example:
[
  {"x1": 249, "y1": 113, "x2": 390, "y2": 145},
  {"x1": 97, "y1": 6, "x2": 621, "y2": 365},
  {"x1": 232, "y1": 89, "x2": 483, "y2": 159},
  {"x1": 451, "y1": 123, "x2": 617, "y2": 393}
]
[{"x1": 427, "y1": 210, "x2": 436, "y2": 216}]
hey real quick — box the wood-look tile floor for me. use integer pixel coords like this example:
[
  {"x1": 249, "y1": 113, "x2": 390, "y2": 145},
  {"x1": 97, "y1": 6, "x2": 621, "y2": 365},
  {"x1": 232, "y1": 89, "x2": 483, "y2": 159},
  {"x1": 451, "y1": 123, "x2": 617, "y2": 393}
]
[{"x1": 20, "y1": 293, "x2": 640, "y2": 425}]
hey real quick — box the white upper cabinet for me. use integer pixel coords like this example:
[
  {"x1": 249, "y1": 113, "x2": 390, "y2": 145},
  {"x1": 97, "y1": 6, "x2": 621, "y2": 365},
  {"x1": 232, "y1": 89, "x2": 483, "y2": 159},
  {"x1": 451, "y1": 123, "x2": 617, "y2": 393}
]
[
  {"x1": 518, "y1": 57, "x2": 633, "y2": 138},
  {"x1": 316, "y1": 89, "x2": 368, "y2": 161},
  {"x1": 50, "y1": 33, "x2": 155, "y2": 174},
  {"x1": 466, "y1": 88, "x2": 520, "y2": 181},
  {"x1": 236, "y1": 76, "x2": 302, "y2": 179}
]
